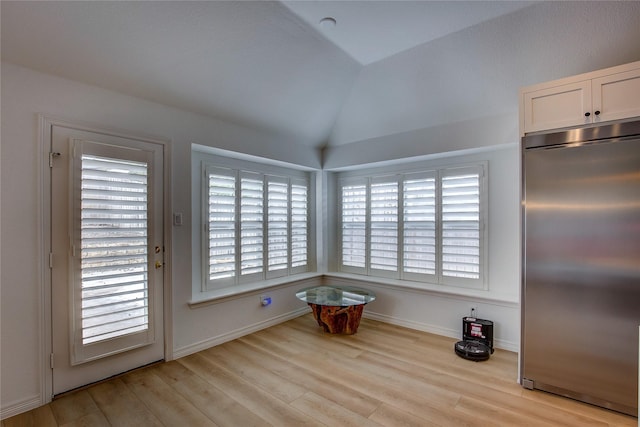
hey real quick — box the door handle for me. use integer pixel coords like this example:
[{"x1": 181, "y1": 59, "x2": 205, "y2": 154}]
[{"x1": 155, "y1": 261, "x2": 163, "y2": 269}]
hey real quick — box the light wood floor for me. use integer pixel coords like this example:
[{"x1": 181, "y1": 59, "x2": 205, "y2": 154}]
[{"x1": 3, "y1": 314, "x2": 637, "y2": 426}]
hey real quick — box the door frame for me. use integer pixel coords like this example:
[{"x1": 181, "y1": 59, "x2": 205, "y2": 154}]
[{"x1": 38, "y1": 114, "x2": 173, "y2": 402}]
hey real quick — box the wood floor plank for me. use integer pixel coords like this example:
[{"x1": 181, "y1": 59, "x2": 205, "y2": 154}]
[
  {"x1": 265, "y1": 321, "x2": 366, "y2": 359},
  {"x1": 86, "y1": 378, "x2": 163, "y2": 427},
  {"x1": 454, "y1": 395, "x2": 560, "y2": 427},
  {"x1": 1, "y1": 405, "x2": 58, "y2": 427},
  {"x1": 120, "y1": 367, "x2": 218, "y2": 426},
  {"x1": 368, "y1": 402, "x2": 442, "y2": 427},
  {"x1": 520, "y1": 388, "x2": 638, "y2": 427},
  {"x1": 200, "y1": 343, "x2": 308, "y2": 403},
  {"x1": 355, "y1": 344, "x2": 613, "y2": 426},
  {"x1": 179, "y1": 353, "x2": 324, "y2": 426},
  {"x1": 290, "y1": 391, "x2": 383, "y2": 427},
  {"x1": 49, "y1": 391, "x2": 101, "y2": 426},
  {"x1": 233, "y1": 338, "x2": 382, "y2": 418},
  {"x1": 5, "y1": 314, "x2": 638, "y2": 426},
  {"x1": 275, "y1": 346, "x2": 477, "y2": 425},
  {"x1": 152, "y1": 361, "x2": 268, "y2": 427},
  {"x1": 57, "y1": 410, "x2": 110, "y2": 427}
]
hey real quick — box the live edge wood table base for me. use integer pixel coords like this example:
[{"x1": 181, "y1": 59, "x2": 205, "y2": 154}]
[
  {"x1": 296, "y1": 286, "x2": 376, "y2": 335},
  {"x1": 308, "y1": 303, "x2": 365, "y2": 334}
]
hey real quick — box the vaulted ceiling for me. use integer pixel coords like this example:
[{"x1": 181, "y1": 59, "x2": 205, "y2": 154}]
[{"x1": 1, "y1": 1, "x2": 535, "y2": 148}]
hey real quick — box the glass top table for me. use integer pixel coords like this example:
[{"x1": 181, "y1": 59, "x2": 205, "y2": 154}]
[
  {"x1": 296, "y1": 285, "x2": 376, "y2": 334},
  {"x1": 295, "y1": 285, "x2": 376, "y2": 307}
]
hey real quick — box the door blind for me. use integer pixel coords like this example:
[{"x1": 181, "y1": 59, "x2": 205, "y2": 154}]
[
  {"x1": 441, "y1": 171, "x2": 481, "y2": 279},
  {"x1": 79, "y1": 155, "x2": 149, "y2": 345}
]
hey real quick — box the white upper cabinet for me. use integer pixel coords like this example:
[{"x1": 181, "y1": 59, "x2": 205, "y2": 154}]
[
  {"x1": 592, "y1": 68, "x2": 640, "y2": 124},
  {"x1": 520, "y1": 61, "x2": 640, "y2": 135}
]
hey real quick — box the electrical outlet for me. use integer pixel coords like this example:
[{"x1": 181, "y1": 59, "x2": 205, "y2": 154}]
[
  {"x1": 260, "y1": 295, "x2": 272, "y2": 307},
  {"x1": 470, "y1": 306, "x2": 477, "y2": 317}
]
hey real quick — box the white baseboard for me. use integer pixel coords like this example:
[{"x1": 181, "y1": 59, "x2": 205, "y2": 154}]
[
  {"x1": 172, "y1": 307, "x2": 310, "y2": 360},
  {"x1": 364, "y1": 311, "x2": 519, "y2": 353},
  {"x1": 1, "y1": 395, "x2": 44, "y2": 421}
]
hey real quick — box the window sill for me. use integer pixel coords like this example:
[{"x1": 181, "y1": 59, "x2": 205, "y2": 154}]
[
  {"x1": 322, "y1": 272, "x2": 519, "y2": 306},
  {"x1": 188, "y1": 272, "x2": 323, "y2": 308}
]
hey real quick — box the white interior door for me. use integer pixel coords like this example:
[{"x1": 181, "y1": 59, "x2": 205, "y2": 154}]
[{"x1": 50, "y1": 125, "x2": 165, "y2": 395}]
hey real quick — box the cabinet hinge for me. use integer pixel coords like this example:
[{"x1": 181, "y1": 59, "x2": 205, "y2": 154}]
[
  {"x1": 49, "y1": 152, "x2": 61, "y2": 168},
  {"x1": 49, "y1": 253, "x2": 54, "y2": 269},
  {"x1": 50, "y1": 353, "x2": 55, "y2": 369}
]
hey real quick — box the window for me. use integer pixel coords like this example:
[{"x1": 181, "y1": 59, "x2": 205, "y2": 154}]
[
  {"x1": 338, "y1": 164, "x2": 486, "y2": 289},
  {"x1": 202, "y1": 160, "x2": 311, "y2": 291}
]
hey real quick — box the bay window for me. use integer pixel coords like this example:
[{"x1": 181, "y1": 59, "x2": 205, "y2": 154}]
[{"x1": 338, "y1": 164, "x2": 486, "y2": 289}]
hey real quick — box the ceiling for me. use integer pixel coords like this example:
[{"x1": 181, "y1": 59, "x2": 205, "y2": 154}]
[
  {"x1": 282, "y1": 1, "x2": 534, "y2": 65},
  {"x1": 1, "y1": 1, "x2": 535, "y2": 148}
]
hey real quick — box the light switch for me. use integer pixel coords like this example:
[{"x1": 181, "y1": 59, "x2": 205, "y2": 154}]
[{"x1": 173, "y1": 212, "x2": 183, "y2": 226}]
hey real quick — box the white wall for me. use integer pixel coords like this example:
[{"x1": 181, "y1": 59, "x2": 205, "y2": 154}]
[
  {"x1": 0, "y1": 62, "x2": 321, "y2": 418},
  {"x1": 327, "y1": 1, "x2": 640, "y2": 148}
]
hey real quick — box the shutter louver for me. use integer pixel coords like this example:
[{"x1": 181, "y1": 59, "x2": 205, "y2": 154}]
[
  {"x1": 268, "y1": 179, "x2": 288, "y2": 272},
  {"x1": 403, "y1": 176, "x2": 436, "y2": 276},
  {"x1": 370, "y1": 180, "x2": 398, "y2": 272},
  {"x1": 208, "y1": 172, "x2": 236, "y2": 281},
  {"x1": 291, "y1": 182, "x2": 308, "y2": 268},
  {"x1": 80, "y1": 155, "x2": 149, "y2": 345},
  {"x1": 240, "y1": 174, "x2": 263, "y2": 276},
  {"x1": 341, "y1": 184, "x2": 367, "y2": 268},
  {"x1": 441, "y1": 172, "x2": 481, "y2": 279}
]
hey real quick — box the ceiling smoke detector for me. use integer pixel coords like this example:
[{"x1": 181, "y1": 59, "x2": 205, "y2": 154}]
[{"x1": 319, "y1": 17, "x2": 337, "y2": 29}]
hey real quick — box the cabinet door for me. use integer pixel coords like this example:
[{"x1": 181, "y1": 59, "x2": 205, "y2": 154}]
[
  {"x1": 592, "y1": 68, "x2": 640, "y2": 124},
  {"x1": 522, "y1": 81, "x2": 591, "y2": 134}
]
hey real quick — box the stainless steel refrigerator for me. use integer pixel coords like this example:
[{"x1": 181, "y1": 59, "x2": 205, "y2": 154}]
[{"x1": 521, "y1": 120, "x2": 640, "y2": 416}]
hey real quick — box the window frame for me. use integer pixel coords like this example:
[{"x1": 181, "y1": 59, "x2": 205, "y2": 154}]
[{"x1": 336, "y1": 162, "x2": 487, "y2": 290}]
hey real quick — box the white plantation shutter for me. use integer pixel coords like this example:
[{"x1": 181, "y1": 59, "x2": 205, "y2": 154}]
[
  {"x1": 291, "y1": 179, "x2": 308, "y2": 270},
  {"x1": 441, "y1": 167, "x2": 482, "y2": 282},
  {"x1": 403, "y1": 174, "x2": 436, "y2": 278},
  {"x1": 370, "y1": 178, "x2": 398, "y2": 274},
  {"x1": 79, "y1": 154, "x2": 150, "y2": 346},
  {"x1": 70, "y1": 139, "x2": 159, "y2": 365},
  {"x1": 338, "y1": 163, "x2": 485, "y2": 289},
  {"x1": 201, "y1": 161, "x2": 311, "y2": 290},
  {"x1": 267, "y1": 176, "x2": 289, "y2": 276},
  {"x1": 341, "y1": 181, "x2": 367, "y2": 270},
  {"x1": 206, "y1": 168, "x2": 236, "y2": 286},
  {"x1": 240, "y1": 173, "x2": 264, "y2": 277}
]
